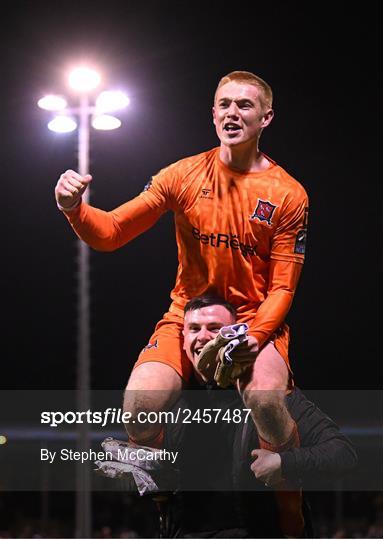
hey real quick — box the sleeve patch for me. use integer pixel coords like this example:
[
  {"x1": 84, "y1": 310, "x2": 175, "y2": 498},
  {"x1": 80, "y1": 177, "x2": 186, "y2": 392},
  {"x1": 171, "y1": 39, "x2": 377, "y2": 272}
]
[
  {"x1": 142, "y1": 178, "x2": 153, "y2": 192},
  {"x1": 294, "y1": 229, "x2": 307, "y2": 254}
]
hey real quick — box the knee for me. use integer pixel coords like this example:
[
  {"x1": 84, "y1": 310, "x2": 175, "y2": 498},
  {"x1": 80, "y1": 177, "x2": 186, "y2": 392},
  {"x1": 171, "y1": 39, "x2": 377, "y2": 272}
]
[
  {"x1": 240, "y1": 385, "x2": 285, "y2": 420},
  {"x1": 122, "y1": 388, "x2": 162, "y2": 441},
  {"x1": 123, "y1": 387, "x2": 157, "y2": 419},
  {"x1": 123, "y1": 363, "x2": 180, "y2": 413}
]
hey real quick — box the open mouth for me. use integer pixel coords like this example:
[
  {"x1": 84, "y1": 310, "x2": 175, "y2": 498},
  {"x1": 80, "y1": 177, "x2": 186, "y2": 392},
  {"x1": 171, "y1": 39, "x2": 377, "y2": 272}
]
[
  {"x1": 224, "y1": 123, "x2": 241, "y2": 132},
  {"x1": 193, "y1": 347, "x2": 203, "y2": 358}
]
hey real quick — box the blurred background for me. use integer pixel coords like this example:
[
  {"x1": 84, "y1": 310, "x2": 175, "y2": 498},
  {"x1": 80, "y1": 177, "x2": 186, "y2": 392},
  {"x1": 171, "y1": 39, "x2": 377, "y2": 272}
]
[{"x1": 1, "y1": 0, "x2": 381, "y2": 537}]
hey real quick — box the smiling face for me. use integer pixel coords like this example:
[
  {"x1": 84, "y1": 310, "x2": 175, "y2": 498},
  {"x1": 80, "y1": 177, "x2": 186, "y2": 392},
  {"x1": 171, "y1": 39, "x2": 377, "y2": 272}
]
[
  {"x1": 183, "y1": 305, "x2": 236, "y2": 379},
  {"x1": 212, "y1": 81, "x2": 274, "y2": 148}
]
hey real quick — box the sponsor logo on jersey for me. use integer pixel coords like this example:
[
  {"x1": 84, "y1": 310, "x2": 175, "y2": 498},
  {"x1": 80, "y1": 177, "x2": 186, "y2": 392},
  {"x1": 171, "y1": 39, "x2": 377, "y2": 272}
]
[
  {"x1": 142, "y1": 339, "x2": 158, "y2": 353},
  {"x1": 200, "y1": 187, "x2": 213, "y2": 199},
  {"x1": 250, "y1": 199, "x2": 277, "y2": 225},
  {"x1": 192, "y1": 227, "x2": 257, "y2": 258}
]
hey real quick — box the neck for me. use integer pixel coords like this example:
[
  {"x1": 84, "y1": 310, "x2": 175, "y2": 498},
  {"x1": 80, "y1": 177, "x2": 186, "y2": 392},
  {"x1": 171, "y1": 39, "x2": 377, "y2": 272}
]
[{"x1": 219, "y1": 141, "x2": 269, "y2": 173}]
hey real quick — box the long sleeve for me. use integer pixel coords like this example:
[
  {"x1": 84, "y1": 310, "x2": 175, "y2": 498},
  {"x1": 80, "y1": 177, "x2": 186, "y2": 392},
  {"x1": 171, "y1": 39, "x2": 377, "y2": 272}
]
[
  {"x1": 61, "y1": 163, "x2": 179, "y2": 251},
  {"x1": 248, "y1": 188, "x2": 309, "y2": 347},
  {"x1": 280, "y1": 389, "x2": 358, "y2": 482},
  {"x1": 63, "y1": 196, "x2": 165, "y2": 251},
  {"x1": 248, "y1": 259, "x2": 303, "y2": 347}
]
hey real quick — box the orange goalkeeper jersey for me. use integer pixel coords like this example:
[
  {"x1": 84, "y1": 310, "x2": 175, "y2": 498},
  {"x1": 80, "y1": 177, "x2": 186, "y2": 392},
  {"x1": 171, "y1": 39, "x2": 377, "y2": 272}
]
[{"x1": 64, "y1": 148, "x2": 309, "y2": 347}]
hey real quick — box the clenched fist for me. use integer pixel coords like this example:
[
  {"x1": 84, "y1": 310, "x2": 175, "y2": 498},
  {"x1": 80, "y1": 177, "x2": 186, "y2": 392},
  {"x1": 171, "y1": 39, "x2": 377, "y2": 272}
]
[{"x1": 55, "y1": 170, "x2": 92, "y2": 211}]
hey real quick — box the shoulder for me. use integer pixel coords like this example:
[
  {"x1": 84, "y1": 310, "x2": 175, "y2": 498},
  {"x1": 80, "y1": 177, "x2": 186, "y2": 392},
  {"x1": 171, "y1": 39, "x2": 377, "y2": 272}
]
[
  {"x1": 264, "y1": 158, "x2": 308, "y2": 203},
  {"x1": 157, "y1": 148, "x2": 217, "y2": 178},
  {"x1": 287, "y1": 387, "x2": 338, "y2": 441},
  {"x1": 286, "y1": 387, "x2": 315, "y2": 417},
  {"x1": 142, "y1": 148, "x2": 216, "y2": 203},
  {"x1": 276, "y1": 166, "x2": 308, "y2": 201}
]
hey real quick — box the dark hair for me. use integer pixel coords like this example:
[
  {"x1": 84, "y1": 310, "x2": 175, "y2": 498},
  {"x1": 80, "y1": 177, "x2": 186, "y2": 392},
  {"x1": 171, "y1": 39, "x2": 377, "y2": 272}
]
[{"x1": 184, "y1": 295, "x2": 236, "y2": 319}]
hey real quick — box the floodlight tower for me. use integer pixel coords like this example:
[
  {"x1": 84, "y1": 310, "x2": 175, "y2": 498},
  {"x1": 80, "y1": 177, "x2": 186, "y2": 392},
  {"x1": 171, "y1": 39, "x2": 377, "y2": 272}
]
[{"x1": 38, "y1": 67, "x2": 129, "y2": 538}]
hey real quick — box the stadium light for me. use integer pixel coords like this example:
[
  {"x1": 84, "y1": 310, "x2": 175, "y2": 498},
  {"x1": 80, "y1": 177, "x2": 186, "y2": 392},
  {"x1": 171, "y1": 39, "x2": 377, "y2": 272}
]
[
  {"x1": 39, "y1": 73, "x2": 129, "y2": 134},
  {"x1": 95, "y1": 90, "x2": 130, "y2": 113},
  {"x1": 48, "y1": 116, "x2": 77, "y2": 133},
  {"x1": 92, "y1": 114, "x2": 121, "y2": 130},
  {"x1": 37, "y1": 66, "x2": 130, "y2": 539},
  {"x1": 38, "y1": 94, "x2": 67, "y2": 111},
  {"x1": 69, "y1": 67, "x2": 101, "y2": 92}
]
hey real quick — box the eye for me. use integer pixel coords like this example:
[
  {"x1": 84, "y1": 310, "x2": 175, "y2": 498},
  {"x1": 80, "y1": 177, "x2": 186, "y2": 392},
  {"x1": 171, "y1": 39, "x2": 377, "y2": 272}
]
[
  {"x1": 209, "y1": 327, "x2": 221, "y2": 333},
  {"x1": 231, "y1": 99, "x2": 252, "y2": 109},
  {"x1": 188, "y1": 325, "x2": 200, "y2": 333}
]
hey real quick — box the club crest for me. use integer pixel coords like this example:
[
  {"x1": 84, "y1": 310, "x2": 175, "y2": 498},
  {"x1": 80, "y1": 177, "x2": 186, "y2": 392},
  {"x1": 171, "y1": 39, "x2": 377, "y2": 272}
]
[{"x1": 250, "y1": 199, "x2": 277, "y2": 225}]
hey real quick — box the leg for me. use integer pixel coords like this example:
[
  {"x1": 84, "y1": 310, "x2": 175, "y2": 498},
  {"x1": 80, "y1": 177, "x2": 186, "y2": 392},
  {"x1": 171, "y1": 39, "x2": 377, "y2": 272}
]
[
  {"x1": 237, "y1": 342, "x2": 294, "y2": 446},
  {"x1": 123, "y1": 361, "x2": 182, "y2": 444},
  {"x1": 122, "y1": 315, "x2": 192, "y2": 445},
  {"x1": 238, "y1": 343, "x2": 304, "y2": 536}
]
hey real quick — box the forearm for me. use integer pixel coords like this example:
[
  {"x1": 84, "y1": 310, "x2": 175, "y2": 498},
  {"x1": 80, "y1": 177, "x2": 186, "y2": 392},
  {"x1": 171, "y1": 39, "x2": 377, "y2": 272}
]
[
  {"x1": 63, "y1": 197, "x2": 163, "y2": 251},
  {"x1": 248, "y1": 259, "x2": 302, "y2": 347}
]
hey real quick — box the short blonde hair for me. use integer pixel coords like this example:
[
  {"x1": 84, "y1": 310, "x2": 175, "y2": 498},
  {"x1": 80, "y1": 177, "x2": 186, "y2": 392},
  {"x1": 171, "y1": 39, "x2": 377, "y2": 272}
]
[{"x1": 215, "y1": 70, "x2": 273, "y2": 110}]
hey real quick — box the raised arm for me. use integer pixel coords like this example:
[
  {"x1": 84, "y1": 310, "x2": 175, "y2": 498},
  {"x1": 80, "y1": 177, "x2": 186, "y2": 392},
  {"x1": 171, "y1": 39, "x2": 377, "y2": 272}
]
[{"x1": 55, "y1": 167, "x2": 176, "y2": 251}]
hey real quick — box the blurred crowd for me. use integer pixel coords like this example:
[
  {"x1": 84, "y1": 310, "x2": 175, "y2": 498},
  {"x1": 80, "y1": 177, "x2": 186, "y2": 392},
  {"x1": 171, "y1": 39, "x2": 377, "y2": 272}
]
[{"x1": 1, "y1": 492, "x2": 383, "y2": 538}]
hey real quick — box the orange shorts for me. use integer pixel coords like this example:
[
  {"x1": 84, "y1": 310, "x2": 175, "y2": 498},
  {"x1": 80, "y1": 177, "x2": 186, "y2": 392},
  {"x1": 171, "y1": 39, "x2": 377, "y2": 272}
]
[
  {"x1": 134, "y1": 311, "x2": 292, "y2": 382},
  {"x1": 134, "y1": 312, "x2": 193, "y2": 380}
]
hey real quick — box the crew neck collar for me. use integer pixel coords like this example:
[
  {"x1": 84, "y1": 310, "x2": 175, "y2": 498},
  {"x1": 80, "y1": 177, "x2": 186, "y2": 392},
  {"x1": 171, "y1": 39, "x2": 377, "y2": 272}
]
[{"x1": 215, "y1": 147, "x2": 277, "y2": 176}]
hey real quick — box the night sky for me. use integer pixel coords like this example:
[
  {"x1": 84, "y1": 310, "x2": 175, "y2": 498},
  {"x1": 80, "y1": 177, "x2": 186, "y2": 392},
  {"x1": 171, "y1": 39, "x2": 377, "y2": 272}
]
[{"x1": 2, "y1": 0, "x2": 380, "y2": 391}]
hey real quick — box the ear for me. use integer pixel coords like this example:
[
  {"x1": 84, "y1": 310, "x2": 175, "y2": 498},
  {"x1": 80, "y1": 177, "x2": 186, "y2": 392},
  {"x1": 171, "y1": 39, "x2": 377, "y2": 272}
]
[
  {"x1": 261, "y1": 108, "x2": 274, "y2": 128},
  {"x1": 212, "y1": 106, "x2": 217, "y2": 126}
]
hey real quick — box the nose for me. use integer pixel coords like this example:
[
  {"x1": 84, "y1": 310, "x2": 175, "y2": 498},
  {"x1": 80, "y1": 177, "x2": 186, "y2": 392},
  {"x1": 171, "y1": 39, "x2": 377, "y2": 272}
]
[
  {"x1": 196, "y1": 327, "x2": 213, "y2": 344},
  {"x1": 226, "y1": 102, "x2": 239, "y2": 118}
]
